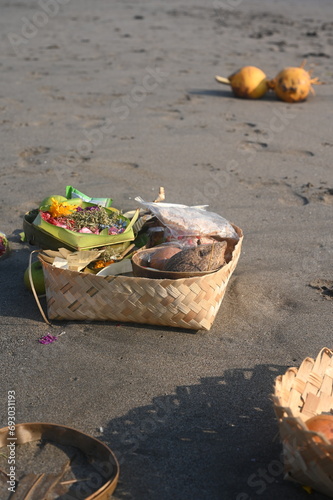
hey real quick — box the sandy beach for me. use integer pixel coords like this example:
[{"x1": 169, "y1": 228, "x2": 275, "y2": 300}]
[{"x1": 0, "y1": 0, "x2": 332, "y2": 498}]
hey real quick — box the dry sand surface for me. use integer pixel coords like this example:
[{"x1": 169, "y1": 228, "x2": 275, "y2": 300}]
[{"x1": 0, "y1": 0, "x2": 332, "y2": 498}]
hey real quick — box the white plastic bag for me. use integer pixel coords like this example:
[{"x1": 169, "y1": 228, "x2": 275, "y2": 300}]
[{"x1": 135, "y1": 198, "x2": 239, "y2": 241}]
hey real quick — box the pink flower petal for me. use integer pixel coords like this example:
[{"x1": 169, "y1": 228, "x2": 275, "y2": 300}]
[{"x1": 38, "y1": 334, "x2": 58, "y2": 344}]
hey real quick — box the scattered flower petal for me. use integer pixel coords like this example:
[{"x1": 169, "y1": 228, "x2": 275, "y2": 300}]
[{"x1": 38, "y1": 334, "x2": 58, "y2": 344}]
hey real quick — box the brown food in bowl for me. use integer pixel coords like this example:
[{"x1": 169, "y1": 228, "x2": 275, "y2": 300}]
[
  {"x1": 164, "y1": 241, "x2": 227, "y2": 272},
  {"x1": 148, "y1": 245, "x2": 182, "y2": 270}
]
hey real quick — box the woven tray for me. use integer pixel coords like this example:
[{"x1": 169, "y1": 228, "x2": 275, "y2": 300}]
[
  {"x1": 37, "y1": 225, "x2": 243, "y2": 331},
  {"x1": 272, "y1": 347, "x2": 333, "y2": 497},
  {"x1": 0, "y1": 422, "x2": 119, "y2": 499},
  {"x1": 23, "y1": 208, "x2": 138, "y2": 251}
]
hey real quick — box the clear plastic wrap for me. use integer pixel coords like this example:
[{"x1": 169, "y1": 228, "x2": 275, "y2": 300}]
[{"x1": 135, "y1": 198, "x2": 239, "y2": 242}]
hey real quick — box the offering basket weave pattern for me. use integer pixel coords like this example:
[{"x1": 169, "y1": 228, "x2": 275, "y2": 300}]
[
  {"x1": 272, "y1": 347, "x2": 333, "y2": 497},
  {"x1": 39, "y1": 225, "x2": 243, "y2": 331}
]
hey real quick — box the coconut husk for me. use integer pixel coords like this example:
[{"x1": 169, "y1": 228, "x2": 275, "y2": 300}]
[{"x1": 164, "y1": 241, "x2": 227, "y2": 273}]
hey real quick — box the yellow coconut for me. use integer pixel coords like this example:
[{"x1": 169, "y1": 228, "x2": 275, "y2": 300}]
[
  {"x1": 215, "y1": 66, "x2": 269, "y2": 99},
  {"x1": 268, "y1": 61, "x2": 323, "y2": 103}
]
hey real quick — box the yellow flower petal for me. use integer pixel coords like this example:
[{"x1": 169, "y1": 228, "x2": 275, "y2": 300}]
[
  {"x1": 49, "y1": 198, "x2": 79, "y2": 217},
  {"x1": 302, "y1": 485, "x2": 312, "y2": 494}
]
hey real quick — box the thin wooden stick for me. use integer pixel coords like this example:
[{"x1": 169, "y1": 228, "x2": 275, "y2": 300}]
[
  {"x1": 29, "y1": 250, "x2": 52, "y2": 326},
  {"x1": 153, "y1": 187, "x2": 165, "y2": 203},
  {"x1": 118, "y1": 243, "x2": 135, "y2": 260},
  {"x1": 60, "y1": 477, "x2": 90, "y2": 485}
]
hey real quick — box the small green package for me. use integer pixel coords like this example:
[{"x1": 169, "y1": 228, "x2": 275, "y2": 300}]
[{"x1": 66, "y1": 186, "x2": 113, "y2": 207}]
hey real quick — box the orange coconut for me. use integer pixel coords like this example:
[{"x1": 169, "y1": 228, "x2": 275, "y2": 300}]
[
  {"x1": 306, "y1": 414, "x2": 333, "y2": 444},
  {"x1": 215, "y1": 66, "x2": 269, "y2": 99},
  {"x1": 268, "y1": 61, "x2": 323, "y2": 103}
]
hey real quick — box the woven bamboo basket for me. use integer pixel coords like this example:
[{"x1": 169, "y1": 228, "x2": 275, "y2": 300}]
[
  {"x1": 36, "y1": 225, "x2": 243, "y2": 331},
  {"x1": 0, "y1": 422, "x2": 119, "y2": 499},
  {"x1": 272, "y1": 347, "x2": 333, "y2": 497}
]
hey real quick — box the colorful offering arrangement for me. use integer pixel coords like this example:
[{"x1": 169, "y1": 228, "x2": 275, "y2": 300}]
[
  {"x1": 23, "y1": 187, "x2": 138, "y2": 251},
  {"x1": 40, "y1": 198, "x2": 127, "y2": 236}
]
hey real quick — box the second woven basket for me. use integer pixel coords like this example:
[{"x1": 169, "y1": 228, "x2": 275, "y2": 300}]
[{"x1": 273, "y1": 347, "x2": 333, "y2": 497}]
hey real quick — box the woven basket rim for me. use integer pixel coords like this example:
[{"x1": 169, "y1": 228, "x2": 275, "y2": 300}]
[
  {"x1": 273, "y1": 347, "x2": 333, "y2": 415},
  {"x1": 272, "y1": 347, "x2": 333, "y2": 498}
]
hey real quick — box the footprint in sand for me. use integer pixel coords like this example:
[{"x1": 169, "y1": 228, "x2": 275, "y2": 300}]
[
  {"x1": 309, "y1": 279, "x2": 333, "y2": 300},
  {"x1": 227, "y1": 122, "x2": 257, "y2": 133},
  {"x1": 18, "y1": 146, "x2": 50, "y2": 168},
  {"x1": 238, "y1": 140, "x2": 268, "y2": 152},
  {"x1": 238, "y1": 178, "x2": 307, "y2": 206},
  {"x1": 38, "y1": 86, "x2": 66, "y2": 101},
  {"x1": 109, "y1": 161, "x2": 140, "y2": 169},
  {"x1": 282, "y1": 149, "x2": 315, "y2": 158},
  {"x1": 147, "y1": 106, "x2": 184, "y2": 122},
  {"x1": 294, "y1": 183, "x2": 333, "y2": 205},
  {"x1": 174, "y1": 93, "x2": 196, "y2": 105},
  {"x1": 73, "y1": 94, "x2": 112, "y2": 108},
  {"x1": 249, "y1": 147, "x2": 315, "y2": 158},
  {"x1": 73, "y1": 114, "x2": 107, "y2": 129}
]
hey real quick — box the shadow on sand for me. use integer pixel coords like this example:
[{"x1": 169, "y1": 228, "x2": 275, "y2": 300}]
[
  {"x1": 188, "y1": 88, "x2": 280, "y2": 101},
  {"x1": 101, "y1": 364, "x2": 327, "y2": 500}
]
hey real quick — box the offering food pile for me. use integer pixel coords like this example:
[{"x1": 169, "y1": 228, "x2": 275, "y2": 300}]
[
  {"x1": 131, "y1": 197, "x2": 239, "y2": 277},
  {"x1": 23, "y1": 187, "x2": 240, "y2": 290}
]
